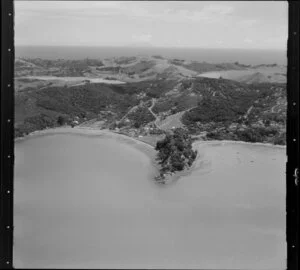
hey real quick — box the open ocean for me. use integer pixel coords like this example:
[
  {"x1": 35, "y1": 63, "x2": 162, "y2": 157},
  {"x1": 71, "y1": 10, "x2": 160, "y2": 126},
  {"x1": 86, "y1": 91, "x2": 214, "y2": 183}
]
[{"x1": 15, "y1": 46, "x2": 287, "y2": 66}]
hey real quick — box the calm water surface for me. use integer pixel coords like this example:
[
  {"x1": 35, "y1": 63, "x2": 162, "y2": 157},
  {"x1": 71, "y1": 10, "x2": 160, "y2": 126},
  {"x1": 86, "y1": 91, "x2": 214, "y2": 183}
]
[
  {"x1": 14, "y1": 134, "x2": 286, "y2": 269},
  {"x1": 16, "y1": 46, "x2": 287, "y2": 66},
  {"x1": 19, "y1": 75, "x2": 125, "y2": 84}
]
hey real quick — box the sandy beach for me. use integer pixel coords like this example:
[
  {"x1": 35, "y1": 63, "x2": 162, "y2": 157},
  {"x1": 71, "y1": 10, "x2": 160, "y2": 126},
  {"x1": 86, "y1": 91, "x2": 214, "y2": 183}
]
[
  {"x1": 15, "y1": 125, "x2": 286, "y2": 154},
  {"x1": 15, "y1": 126, "x2": 286, "y2": 185},
  {"x1": 15, "y1": 126, "x2": 286, "y2": 181}
]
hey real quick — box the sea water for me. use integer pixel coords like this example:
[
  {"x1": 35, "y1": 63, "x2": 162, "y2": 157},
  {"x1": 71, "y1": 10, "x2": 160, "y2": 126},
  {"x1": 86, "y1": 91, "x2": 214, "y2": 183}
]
[
  {"x1": 14, "y1": 133, "x2": 286, "y2": 269},
  {"x1": 15, "y1": 46, "x2": 287, "y2": 66}
]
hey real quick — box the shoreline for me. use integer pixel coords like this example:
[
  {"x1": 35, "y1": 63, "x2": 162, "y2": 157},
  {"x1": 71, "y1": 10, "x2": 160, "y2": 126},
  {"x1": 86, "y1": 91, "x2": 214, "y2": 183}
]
[
  {"x1": 14, "y1": 126, "x2": 286, "y2": 185},
  {"x1": 15, "y1": 126, "x2": 154, "y2": 147},
  {"x1": 15, "y1": 126, "x2": 286, "y2": 149},
  {"x1": 15, "y1": 126, "x2": 162, "y2": 182},
  {"x1": 193, "y1": 139, "x2": 286, "y2": 149}
]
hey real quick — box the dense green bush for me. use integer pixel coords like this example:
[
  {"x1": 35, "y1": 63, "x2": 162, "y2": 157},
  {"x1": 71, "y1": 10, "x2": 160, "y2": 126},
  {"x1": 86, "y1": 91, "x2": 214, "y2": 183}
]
[
  {"x1": 206, "y1": 131, "x2": 223, "y2": 140},
  {"x1": 236, "y1": 129, "x2": 263, "y2": 142},
  {"x1": 155, "y1": 128, "x2": 197, "y2": 176},
  {"x1": 183, "y1": 97, "x2": 239, "y2": 123},
  {"x1": 14, "y1": 83, "x2": 140, "y2": 137},
  {"x1": 57, "y1": 115, "x2": 66, "y2": 126},
  {"x1": 145, "y1": 80, "x2": 178, "y2": 98},
  {"x1": 235, "y1": 127, "x2": 279, "y2": 143},
  {"x1": 262, "y1": 112, "x2": 286, "y2": 124},
  {"x1": 24, "y1": 114, "x2": 55, "y2": 129},
  {"x1": 273, "y1": 132, "x2": 286, "y2": 145},
  {"x1": 127, "y1": 106, "x2": 155, "y2": 128}
]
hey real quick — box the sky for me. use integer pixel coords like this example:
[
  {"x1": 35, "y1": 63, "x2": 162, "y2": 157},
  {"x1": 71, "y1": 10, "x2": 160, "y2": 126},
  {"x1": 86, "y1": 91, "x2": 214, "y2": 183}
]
[{"x1": 15, "y1": 1, "x2": 288, "y2": 50}]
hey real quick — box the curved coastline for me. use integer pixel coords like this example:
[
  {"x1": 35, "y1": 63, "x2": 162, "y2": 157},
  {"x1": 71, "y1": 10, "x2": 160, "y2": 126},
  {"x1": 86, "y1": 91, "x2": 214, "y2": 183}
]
[
  {"x1": 194, "y1": 139, "x2": 286, "y2": 149},
  {"x1": 15, "y1": 126, "x2": 152, "y2": 148},
  {"x1": 15, "y1": 126, "x2": 162, "y2": 183},
  {"x1": 15, "y1": 126, "x2": 286, "y2": 184},
  {"x1": 15, "y1": 125, "x2": 286, "y2": 149}
]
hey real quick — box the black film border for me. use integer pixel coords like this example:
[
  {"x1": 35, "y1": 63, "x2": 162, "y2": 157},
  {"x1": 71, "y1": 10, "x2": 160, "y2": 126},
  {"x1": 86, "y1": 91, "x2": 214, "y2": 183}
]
[
  {"x1": 0, "y1": 1, "x2": 299, "y2": 269},
  {"x1": 0, "y1": 0, "x2": 14, "y2": 269},
  {"x1": 287, "y1": 1, "x2": 300, "y2": 270}
]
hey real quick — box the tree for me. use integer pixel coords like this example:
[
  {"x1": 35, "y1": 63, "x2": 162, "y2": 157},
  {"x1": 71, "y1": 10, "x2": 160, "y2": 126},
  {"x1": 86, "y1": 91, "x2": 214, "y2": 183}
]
[
  {"x1": 155, "y1": 128, "x2": 197, "y2": 178},
  {"x1": 57, "y1": 115, "x2": 65, "y2": 126}
]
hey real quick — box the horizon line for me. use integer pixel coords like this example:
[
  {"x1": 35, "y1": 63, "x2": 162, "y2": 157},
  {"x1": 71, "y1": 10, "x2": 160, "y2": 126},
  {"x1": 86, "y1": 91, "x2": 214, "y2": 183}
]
[{"x1": 15, "y1": 44, "x2": 286, "y2": 51}]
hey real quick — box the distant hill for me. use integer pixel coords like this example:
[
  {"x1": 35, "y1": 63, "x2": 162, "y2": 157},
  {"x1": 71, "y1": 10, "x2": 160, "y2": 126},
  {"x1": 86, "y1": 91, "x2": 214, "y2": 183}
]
[
  {"x1": 14, "y1": 56, "x2": 286, "y2": 145},
  {"x1": 16, "y1": 55, "x2": 286, "y2": 88},
  {"x1": 237, "y1": 71, "x2": 286, "y2": 84},
  {"x1": 197, "y1": 64, "x2": 286, "y2": 84}
]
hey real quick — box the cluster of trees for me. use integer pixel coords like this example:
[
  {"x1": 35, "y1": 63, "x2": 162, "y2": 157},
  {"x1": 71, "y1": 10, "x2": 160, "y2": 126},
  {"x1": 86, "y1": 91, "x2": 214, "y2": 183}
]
[
  {"x1": 155, "y1": 128, "x2": 197, "y2": 177},
  {"x1": 183, "y1": 97, "x2": 240, "y2": 124},
  {"x1": 206, "y1": 126, "x2": 285, "y2": 145},
  {"x1": 235, "y1": 128, "x2": 269, "y2": 143},
  {"x1": 35, "y1": 84, "x2": 139, "y2": 117},
  {"x1": 182, "y1": 83, "x2": 259, "y2": 126},
  {"x1": 57, "y1": 115, "x2": 66, "y2": 126},
  {"x1": 153, "y1": 95, "x2": 198, "y2": 115},
  {"x1": 273, "y1": 132, "x2": 286, "y2": 145},
  {"x1": 14, "y1": 83, "x2": 141, "y2": 138},
  {"x1": 262, "y1": 112, "x2": 286, "y2": 125},
  {"x1": 127, "y1": 106, "x2": 155, "y2": 128},
  {"x1": 145, "y1": 80, "x2": 178, "y2": 98},
  {"x1": 180, "y1": 80, "x2": 286, "y2": 145},
  {"x1": 15, "y1": 114, "x2": 56, "y2": 138}
]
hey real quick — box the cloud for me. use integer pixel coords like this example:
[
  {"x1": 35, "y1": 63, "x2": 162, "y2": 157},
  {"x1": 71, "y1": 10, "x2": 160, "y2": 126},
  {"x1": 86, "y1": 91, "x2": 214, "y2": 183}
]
[
  {"x1": 132, "y1": 34, "x2": 152, "y2": 43},
  {"x1": 15, "y1": 1, "x2": 287, "y2": 49},
  {"x1": 15, "y1": 1, "x2": 124, "y2": 19},
  {"x1": 201, "y1": 4, "x2": 234, "y2": 16},
  {"x1": 16, "y1": 2, "x2": 235, "y2": 24},
  {"x1": 16, "y1": 1, "x2": 122, "y2": 12},
  {"x1": 116, "y1": 2, "x2": 234, "y2": 24},
  {"x1": 244, "y1": 38, "x2": 254, "y2": 44},
  {"x1": 240, "y1": 19, "x2": 258, "y2": 27},
  {"x1": 173, "y1": 4, "x2": 234, "y2": 23}
]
